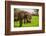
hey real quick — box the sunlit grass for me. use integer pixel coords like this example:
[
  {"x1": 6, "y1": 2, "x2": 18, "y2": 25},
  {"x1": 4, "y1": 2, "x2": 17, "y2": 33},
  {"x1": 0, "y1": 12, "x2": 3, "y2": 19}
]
[{"x1": 14, "y1": 16, "x2": 39, "y2": 27}]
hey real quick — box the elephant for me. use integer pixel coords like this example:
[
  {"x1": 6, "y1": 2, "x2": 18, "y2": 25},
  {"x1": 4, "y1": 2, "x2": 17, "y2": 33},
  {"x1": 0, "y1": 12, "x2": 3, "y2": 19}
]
[{"x1": 14, "y1": 10, "x2": 32, "y2": 24}]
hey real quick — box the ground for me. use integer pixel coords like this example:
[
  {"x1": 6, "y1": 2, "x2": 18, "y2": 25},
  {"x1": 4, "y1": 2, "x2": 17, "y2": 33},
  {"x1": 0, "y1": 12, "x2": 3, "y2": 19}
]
[{"x1": 14, "y1": 16, "x2": 39, "y2": 27}]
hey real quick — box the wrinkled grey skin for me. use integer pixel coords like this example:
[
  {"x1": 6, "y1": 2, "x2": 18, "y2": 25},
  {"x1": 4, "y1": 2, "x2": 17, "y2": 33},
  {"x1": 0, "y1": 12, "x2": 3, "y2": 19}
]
[{"x1": 14, "y1": 11, "x2": 32, "y2": 23}]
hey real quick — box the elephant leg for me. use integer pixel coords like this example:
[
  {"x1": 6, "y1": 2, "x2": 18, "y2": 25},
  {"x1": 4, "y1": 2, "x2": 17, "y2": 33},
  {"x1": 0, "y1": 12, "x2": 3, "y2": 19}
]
[
  {"x1": 24, "y1": 15, "x2": 27, "y2": 24},
  {"x1": 24, "y1": 18, "x2": 27, "y2": 24},
  {"x1": 24, "y1": 17, "x2": 28, "y2": 24},
  {"x1": 19, "y1": 15, "x2": 23, "y2": 27}
]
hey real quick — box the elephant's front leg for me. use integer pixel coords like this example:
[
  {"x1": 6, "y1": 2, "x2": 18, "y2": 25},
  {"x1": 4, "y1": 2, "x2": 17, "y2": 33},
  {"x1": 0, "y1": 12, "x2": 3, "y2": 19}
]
[
  {"x1": 24, "y1": 15, "x2": 27, "y2": 24},
  {"x1": 24, "y1": 18, "x2": 27, "y2": 24},
  {"x1": 19, "y1": 15, "x2": 23, "y2": 27}
]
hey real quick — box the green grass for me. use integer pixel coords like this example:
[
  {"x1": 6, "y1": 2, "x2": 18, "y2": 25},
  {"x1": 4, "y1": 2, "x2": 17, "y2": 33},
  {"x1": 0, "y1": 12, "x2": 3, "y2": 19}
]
[{"x1": 14, "y1": 16, "x2": 39, "y2": 27}]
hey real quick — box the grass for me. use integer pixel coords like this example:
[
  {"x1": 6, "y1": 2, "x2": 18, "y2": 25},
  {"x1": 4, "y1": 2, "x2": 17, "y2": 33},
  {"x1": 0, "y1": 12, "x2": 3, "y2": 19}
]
[{"x1": 14, "y1": 16, "x2": 39, "y2": 27}]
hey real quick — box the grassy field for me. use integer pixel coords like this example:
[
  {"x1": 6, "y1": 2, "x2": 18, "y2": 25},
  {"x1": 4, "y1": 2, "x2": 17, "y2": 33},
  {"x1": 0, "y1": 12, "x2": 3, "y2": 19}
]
[{"x1": 14, "y1": 16, "x2": 39, "y2": 27}]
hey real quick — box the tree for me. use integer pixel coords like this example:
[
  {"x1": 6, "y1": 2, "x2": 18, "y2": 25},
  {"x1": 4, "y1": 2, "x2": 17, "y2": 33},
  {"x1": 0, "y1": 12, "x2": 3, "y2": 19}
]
[{"x1": 34, "y1": 9, "x2": 39, "y2": 16}]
